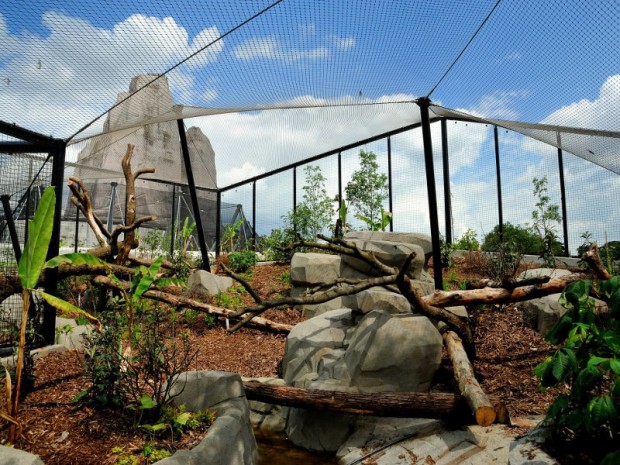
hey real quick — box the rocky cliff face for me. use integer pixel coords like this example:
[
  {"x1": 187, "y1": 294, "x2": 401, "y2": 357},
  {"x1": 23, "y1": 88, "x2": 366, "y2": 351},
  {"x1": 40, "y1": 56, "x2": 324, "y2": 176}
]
[
  {"x1": 69, "y1": 75, "x2": 218, "y2": 241},
  {"x1": 76, "y1": 74, "x2": 217, "y2": 189}
]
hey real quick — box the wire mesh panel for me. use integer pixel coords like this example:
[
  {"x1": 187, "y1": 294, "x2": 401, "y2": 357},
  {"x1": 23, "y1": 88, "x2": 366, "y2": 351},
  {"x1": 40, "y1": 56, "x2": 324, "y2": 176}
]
[
  {"x1": 446, "y1": 121, "x2": 497, "y2": 244},
  {"x1": 563, "y1": 154, "x2": 620, "y2": 256},
  {"x1": 497, "y1": 128, "x2": 563, "y2": 252},
  {"x1": 0, "y1": 151, "x2": 53, "y2": 349},
  {"x1": 255, "y1": 169, "x2": 293, "y2": 237},
  {"x1": 220, "y1": 183, "x2": 254, "y2": 252}
]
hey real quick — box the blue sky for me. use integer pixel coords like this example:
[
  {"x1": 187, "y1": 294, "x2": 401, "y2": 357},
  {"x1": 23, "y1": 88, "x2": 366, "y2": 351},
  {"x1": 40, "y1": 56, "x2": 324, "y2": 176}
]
[{"x1": 0, "y1": 0, "x2": 619, "y2": 252}]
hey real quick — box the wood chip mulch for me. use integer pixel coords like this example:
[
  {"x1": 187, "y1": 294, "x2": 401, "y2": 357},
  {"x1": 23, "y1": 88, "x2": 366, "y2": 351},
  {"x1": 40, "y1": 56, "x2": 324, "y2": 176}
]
[{"x1": 4, "y1": 263, "x2": 566, "y2": 464}]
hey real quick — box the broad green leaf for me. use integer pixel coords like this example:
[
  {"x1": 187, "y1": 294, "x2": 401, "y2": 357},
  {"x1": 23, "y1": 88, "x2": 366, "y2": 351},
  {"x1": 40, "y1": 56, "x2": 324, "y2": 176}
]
[
  {"x1": 545, "y1": 312, "x2": 574, "y2": 344},
  {"x1": 37, "y1": 291, "x2": 100, "y2": 328},
  {"x1": 551, "y1": 348, "x2": 575, "y2": 382},
  {"x1": 18, "y1": 186, "x2": 56, "y2": 289},
  {"x1": 156, "y1": 277, "x2": 187, "y2": 288},
  {"x1": 141, "y1": 423, "x2": 168, "y2": 432},
  {"x1": 587, "y1": 356, "x2": 611, "y2": 370},
  {"x1": 601, "y1": 450, "x2": 620, "y2": 465},
  {"x1": 174, "y1": 412, "x2": 192, "y2": 426},
  {"x1": 610, "y1": 358, "x2": 620, "y2": 375},
  {"x1": 574, "y1": 366, "x2": 603, "y2": 398},
  {"x1": 139, "y1": 394, "x2": 157, "y2": 410},
  {"x1": 133, "y1": 256, "x2": 164, "y2": 301},
  {"x1": 588, "y1": 395, "x2": 616, "y2": 428},
  {"x1": 45, "y1": 252, "x2": 107, "y2": 269},
  {"x1": 108, "y1": 273, "x2": 126, "y2": 291}
]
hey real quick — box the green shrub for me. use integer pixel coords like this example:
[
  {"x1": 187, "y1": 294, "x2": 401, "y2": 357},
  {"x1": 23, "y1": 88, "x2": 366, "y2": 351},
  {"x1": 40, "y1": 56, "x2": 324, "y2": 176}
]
[
  {"x1": 482, "y1": 222, "x2": 563, "y2": 256},
  {"x1": 227, "y1": 251, "x2": 257, "y2": 273},
  {"x1": 453, "y1": 228, "x2": 479, "y2": 251},
  {"x1": 535, "y1": 278, "x2": 620, "y2": 462}
]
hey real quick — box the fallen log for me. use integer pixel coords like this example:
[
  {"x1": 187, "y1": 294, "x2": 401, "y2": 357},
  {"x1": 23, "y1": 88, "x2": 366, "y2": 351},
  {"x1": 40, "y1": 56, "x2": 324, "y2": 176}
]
[
  {"x1": 92, "y1": 275, "x2": 293, "y2": 333},
  {"x1": 243, "y1": 380, "x2": 466, "y2": 419},
  {"x1": 441, "y1": 325, "x2": 496, "y2": 426}
]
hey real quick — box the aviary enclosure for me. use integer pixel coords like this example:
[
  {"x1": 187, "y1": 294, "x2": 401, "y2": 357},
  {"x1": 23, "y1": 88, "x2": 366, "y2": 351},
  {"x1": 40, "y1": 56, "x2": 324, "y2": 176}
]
[{"x1": 0, "y1": 1, "x2": 619, "y2": 464}]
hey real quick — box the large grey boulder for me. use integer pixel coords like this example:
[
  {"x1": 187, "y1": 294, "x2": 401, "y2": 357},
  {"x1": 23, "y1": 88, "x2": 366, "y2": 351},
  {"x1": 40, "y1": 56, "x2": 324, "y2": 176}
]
[
  {"x1": 517, "y1": 268, "x2": 607, "y2": 335},
  {"x1": 244, "y1": 376, "x2": 289, "y2": 434},
  {"x1": 188, "y1": 270, "x2": 233, "y2": 296},
  {"x1": 290, "y1": 253, "x2": 343, "y2": 286},
  {"x1": 341, "y1": 239, "x2": 426, "y2": 279},
  {"x1": 343, "y1": 288, "x2": 412, "y2": 315},
  {"x1": 0, "y1": 446, "x2": 44, "y2": 465},
  {"x1": 282, "y1": 308, "x2": 356, "y2": 386},
  {"x1": 341, "y1": 311, "x2": 442, "y2": 392},
  {"x1": 161, "y1": 371, "x2": 258, "y2": 465},
  {"x1": 344, "y1": 231, "x2": 433, "y2": 261}
]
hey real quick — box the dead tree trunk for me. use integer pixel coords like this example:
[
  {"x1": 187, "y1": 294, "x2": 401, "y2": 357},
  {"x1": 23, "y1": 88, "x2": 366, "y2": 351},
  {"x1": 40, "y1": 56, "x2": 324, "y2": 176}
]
[{"x1": 440, "y1": 324, "x2": 496, "y2": 426}]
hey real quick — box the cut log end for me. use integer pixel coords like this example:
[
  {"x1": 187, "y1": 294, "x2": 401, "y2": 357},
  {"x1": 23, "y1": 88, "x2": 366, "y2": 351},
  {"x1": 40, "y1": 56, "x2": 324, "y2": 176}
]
[{"x1": 475, "y1": 406, "x2": 497, "y2": 427}]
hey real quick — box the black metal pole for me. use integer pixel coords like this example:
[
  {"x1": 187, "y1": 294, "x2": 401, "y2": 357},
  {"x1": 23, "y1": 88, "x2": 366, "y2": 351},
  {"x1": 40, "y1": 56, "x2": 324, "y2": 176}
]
[
  {"x1": 494, "y1": 126, "x2": 504, "y2": 242},
  {"x1": 338, "y1": 152, "x2": 343, "y2": 204},
  {"x1": 387, "y1": 137, "x2": 394, "y2": 232},
  {"x1": 441, "y1": 119, "x2": 452, "y2": 244},
  {"x1": 170, "y1": 184, "x2": 177, "y2": 258},
  {"x1": 557, "y1": 142, "x2": 569, "y2": 256},
  {"x1": 216, "y1": 190, "x2": 221, "y2": 257},
  {"x1": 43, "y1": 143, "x2": 66, "y2": 345},
  {"x1": 74, "y1": 206, "x2": 79, "y2": 253},
  {"x1": 417, "y1": 97, "x2": 443, "y2": 290},
  {"x1": 252, "y1": 181, "x2": 257, "y2": 249},
  {"x1": 293, "y1": 167, "x2": 297, "y2": 234},
  {"x1": 177, "y1": 119, "x2": 210, "y2": 271},
  {"x1": 1, "y1": 195, "x2": 21, "y2": 262}
]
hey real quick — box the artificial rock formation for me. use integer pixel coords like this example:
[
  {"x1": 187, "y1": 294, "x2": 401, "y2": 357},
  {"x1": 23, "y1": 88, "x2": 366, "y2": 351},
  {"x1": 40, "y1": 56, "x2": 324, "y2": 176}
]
[{"x1": 282, "y1": 231, "x2": 445, "y2": 451}]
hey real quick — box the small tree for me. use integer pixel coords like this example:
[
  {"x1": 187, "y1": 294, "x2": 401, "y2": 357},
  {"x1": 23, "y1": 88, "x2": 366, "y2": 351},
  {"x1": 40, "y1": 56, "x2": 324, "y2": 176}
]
[
  {"x1": 531, "y1": 176, "x2": 563, "y2": 267},
  {"x1": 283, "y1": 165, "x2": 333, "y2": 241},
  {"x1": 345, "y1": 150, "x2": 389, "y2": 226}
]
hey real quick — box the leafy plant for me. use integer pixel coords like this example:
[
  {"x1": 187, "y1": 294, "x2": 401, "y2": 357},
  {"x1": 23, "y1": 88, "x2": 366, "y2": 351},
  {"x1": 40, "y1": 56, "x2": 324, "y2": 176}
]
[
  {"x1": 356, "y1": 208, "x2": 393, "y2": 232},
  {"x1": 221, "y1": 218, "x2": 244, "y2": 253},
  {"x1": 227, "y1": 250, "x2": 257, "y2": 273},
  {"x1": 453, "y1": 228, "x2": 480, "y2": 251},
  {"x1": 213, "y1": 287, "x2": 246, "y2": 311},
  {"x1": 283, "y1": 165, "x2": 333, "y2": 241},
  {"x1": 530, "y1": 176, "x2": 563, "y2": 267},
  {"x1": 4, "y1": 187, "x2": 101, "y2": 443},
  {"x1": 259, "y1": 228, "x2": 296, "y2": 262},
  {"x1": 55, "y1": 323, "x2": 74, "y2": 344},
  {"x1": 345, "y1": 150, "x2": 389, "y2": 226},
  {"x1": 139, "y1": 402, "x2": 214, "y2": 440},
  {"x1": 535, "y1": 278, "x2": 620, "y2": 462}
]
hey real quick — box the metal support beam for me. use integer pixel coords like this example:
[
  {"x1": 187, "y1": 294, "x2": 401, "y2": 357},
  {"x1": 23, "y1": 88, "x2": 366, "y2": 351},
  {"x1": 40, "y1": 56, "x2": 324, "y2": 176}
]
[
  {"x1": 74, "y1": 206, "x2": 80, "y2": 253},
  {"x1": 557, "y1": 140, "x2": 570, "y2": 256},
  {"x1": 252, "y1": 181, "x2": 257, "y2": 249},
  {"x1": 1, "y1": 195, "x2": 21, "y2": 262},
  {"x1": 494, "y1": 126, "x2": 504, "y2": 242},
  {"x1": 387, "y1": 137, "x2": 394, "y2": 232},
  {"x1": 170, "y1": 185, "x2": 177, "y2": 258},
  {"x1": 417, "y1": 98, "x2": 443, "y2": 290},
  {"x1": 215, "y1": 190, "x2": 221, "y2": 257},
  {"x1": 441, "y1": 119, "x2": 452, "y2": 244},
  {"x1": 43, "y1": 144, "x2": 67, "y2": 345},
  {"x1": 338, "y1": 152, "x2": 343, "y2": 206},
  {"x1": 177, "y1": 119, "x2": 210, "y2": 271},
  {"x1": 293, "y1": 167, "x2": 297, "y2": 234}
]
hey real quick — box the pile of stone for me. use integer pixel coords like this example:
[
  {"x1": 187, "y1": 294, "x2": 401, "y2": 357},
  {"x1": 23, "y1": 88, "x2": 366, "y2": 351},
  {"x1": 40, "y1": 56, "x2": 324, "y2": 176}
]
[{"x1": 281, "y1": 231, "x2": 451, "y2": 451}]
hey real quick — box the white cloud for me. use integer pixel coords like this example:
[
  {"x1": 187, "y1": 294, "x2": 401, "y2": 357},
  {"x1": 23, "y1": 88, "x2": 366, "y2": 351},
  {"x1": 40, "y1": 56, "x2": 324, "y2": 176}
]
[
  {"x1": 495, "y1": 51, "x2": 521, "y2": 64},
  {"x1": 0, "y1": 11, "x2": 223, "y2": 137},
  {"x1": 331, "y1": 36, "x2": 356, "y2": 50},
  {"x1": 220, "y1": 161, "x2": 266, "y2": 187},
  {"x1": 465, "y1": 90, "x2": 530, "y2": 119},
  {"x1": 202, "y1": 88, "x2": 218, "y2": 101},
  {"x1": 299, "y1": 23, "x2": 316, "y2": 36},
  {"x1": 233, "y1": 36, "x2": 329, "y2": 61}
]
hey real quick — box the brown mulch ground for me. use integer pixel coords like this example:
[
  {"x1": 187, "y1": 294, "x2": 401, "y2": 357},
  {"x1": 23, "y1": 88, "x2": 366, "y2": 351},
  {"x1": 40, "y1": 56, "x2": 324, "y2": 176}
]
[{"x1": 6, "y1": 263, "x2": 566, "y2": 464}]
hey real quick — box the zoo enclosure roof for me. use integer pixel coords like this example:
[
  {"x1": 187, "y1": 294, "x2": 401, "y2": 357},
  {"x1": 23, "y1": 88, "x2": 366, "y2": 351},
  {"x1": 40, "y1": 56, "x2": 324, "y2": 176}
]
[{"x1": 0, "y1": 0, "x2": 619, "y2": 186}]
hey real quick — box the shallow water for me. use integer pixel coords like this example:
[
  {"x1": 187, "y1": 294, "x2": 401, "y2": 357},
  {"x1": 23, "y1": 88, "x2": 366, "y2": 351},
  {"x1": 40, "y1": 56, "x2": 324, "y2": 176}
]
[{"x1": 256, "y1": 431, "x2": 338, "y2": 465}]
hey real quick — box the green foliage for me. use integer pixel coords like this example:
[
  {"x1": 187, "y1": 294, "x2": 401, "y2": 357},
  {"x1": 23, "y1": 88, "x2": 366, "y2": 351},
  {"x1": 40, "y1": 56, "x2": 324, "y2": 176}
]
[
  {"x1": 355, "y1": 208, "x2": 393, "y2": 232},
  {"x1": 453, "y1": 228, "x2": 480, "y2": 251},
  {"x1": 182, "y1": 309, "x2": 200, "y2": 326},
  {"x1": 19, "y1": 186, "x2": 56, "y2": 290},
  {"x1": 139, "y1": 402, "x2": 215, "y2": 440},
  {"x1": 138, "y1": 229, "x2": 166, "y2": 261},
  {"x1": 221, "y1": 219, "x2": 244, "y2": 253},
  {"x1": 345, "y1": 150, "x2": 388, "y2": 226},
  {"x1": 577, "y1": 231, "x2": 594, "y2": 258},
  {"x1": 259, "y1": 228, "x2": 296, "y2": 262},
  {"x1": 438, "y1": 234, "x2": 454, "y2": 267},
  {"x1": 535, "y1": 277, "x2": 620, "y2": 458},
  {"x1": 227, "y1": 251, "x2": 257, "y2": 273},
  {"x1": 531, "y1": 176, "x2": 563, "y2": 267},
  {"x1": 278, "y1": 270, "x2": 291, "y2": 285},
  {"x1": 284, "y1": 165, "x2": 333, "y2": 241},
  {"x1": 214, "y1": 286, "x2": 246, "y2": 311}
]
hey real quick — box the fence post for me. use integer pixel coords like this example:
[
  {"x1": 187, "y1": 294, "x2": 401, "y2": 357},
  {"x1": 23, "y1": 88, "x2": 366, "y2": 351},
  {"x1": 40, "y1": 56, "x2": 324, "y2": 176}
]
[
  {"x1": 1, "y1": 195, "x2": 21, "y2": 262},
  {"x1": 293, "y1": 167, "x2": 297, "y2": 234},
  {"x1": 252, "y1": 181, "x2": 257, "y2": 249},
  {"x1": 441, "y1": 119, "x2": 452, "y2": 244},
  {"x1": 387, "y1": 137, "x2": 394, "y2": 232},
  {"x1": 74, "y1": 206, "x2": 79, "y2": 253},
  {"x1": 494, "y1": 126, "x2": 504, "y2": 242},
  {"x1": 169, "y1": 184, "x2": 177, "y2": 258},
  {"x1": 177, "y1": 119, "x2": 210, "y2": 271},
  {"x1": 215, "y1": 190, "x2": 221, "y2": 257},
  {"x1": 557, "y1": 136, "x2": 569, "y2": 256},
  {"x1": 417, "y1": 97, "x2": 443, "y2": 290}
]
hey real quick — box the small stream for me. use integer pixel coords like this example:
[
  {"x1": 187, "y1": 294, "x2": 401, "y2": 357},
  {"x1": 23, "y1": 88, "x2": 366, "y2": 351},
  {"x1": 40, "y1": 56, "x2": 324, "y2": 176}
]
[{"x1": 256, "y1": 431, "x2": 338, "y2": 465}]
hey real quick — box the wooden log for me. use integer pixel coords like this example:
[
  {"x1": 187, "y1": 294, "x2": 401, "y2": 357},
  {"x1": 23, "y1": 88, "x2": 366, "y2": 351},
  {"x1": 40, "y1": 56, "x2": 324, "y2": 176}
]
[
  {"x1": 441, "y1": 326, "x2": 496, "y2": 426},
  {"x1": 243, "y1": 380, "x2": 466, "y2": 419}
]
